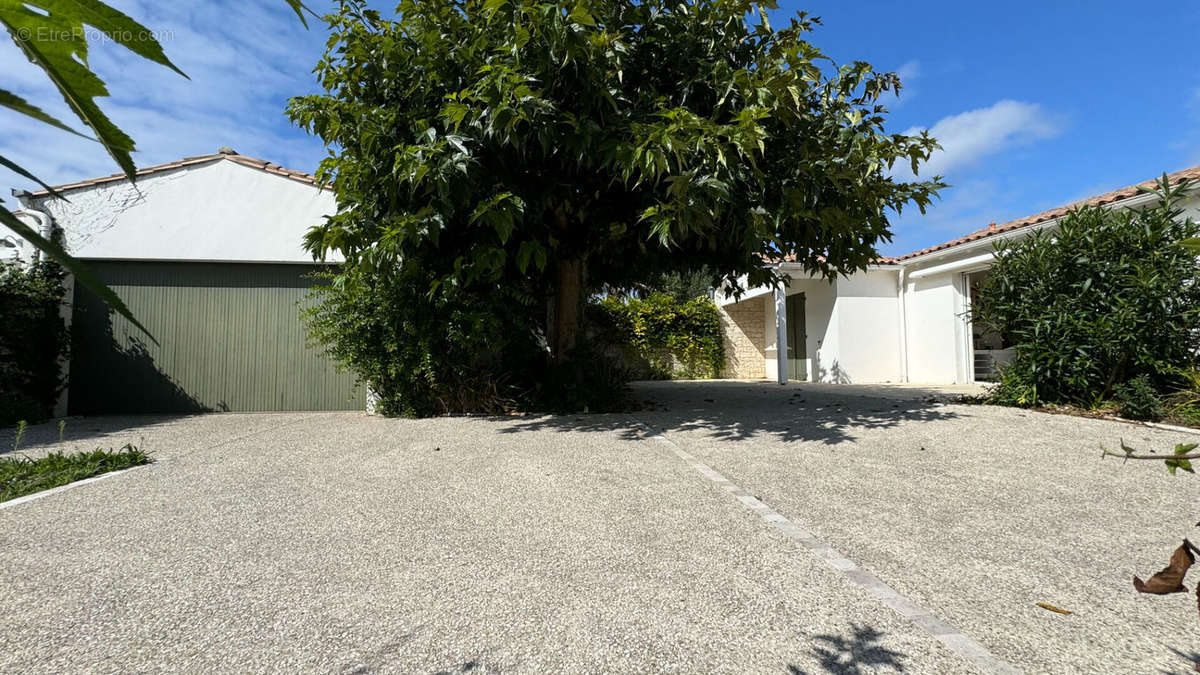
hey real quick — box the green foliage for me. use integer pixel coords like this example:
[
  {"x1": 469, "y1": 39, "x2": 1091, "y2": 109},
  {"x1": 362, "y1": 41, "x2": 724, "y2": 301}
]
[
  {"x1": 0, "y1": 213, "x2": 155, "y2": 340},
  {"x1": 303, "y1": 268, "x2": 540, "y2": 417},
  {"x1": 0, "y1": 0, "x2": 167, "y2": 336},
  {"x1": 290, "y1": 0, "x2": 942, "y2": 292},
  {"x1": 1163, "y1": 367, "x2": 1200, "y2": 427},
  {"x1": 0, "y1": 0, "x2": 185, "y2": 180},
  {"x1": 0, "y1": 261, "x2": 69, "y2": 426},
  {"x1": 974, "y1": 178, "x2": 1200, "y2": 407},
  {"x1": 11, "y1": 420, "x2": 26, "y2": 452},
  {"x1": 0, "y1": 0, "x2": 184, "y2": 336},
  {"x1": 0, "y1": 444, "x2": 150, "y2": 502},
  {"x1": 637, "y1": 267, "x2": 716, "y2": 304},
  {"x1": 1105, "y1": 439, "x2": 1198, "y2": 476},
  {"x1": 288, "y1": 0, "x2": 941, "y2": 412},
  {"x1": 1113, "y1": 375, "x2": 1165, "y2": 421},
  {"x1": 1165, "y1": 444, "x2": 1197, "y2": 476},
  {"x1": 591, "y1": 293, "x2": 724, "y2": 379},
  {"x1": 304, "y1": 266, "x2": 627, "y2": 415}
]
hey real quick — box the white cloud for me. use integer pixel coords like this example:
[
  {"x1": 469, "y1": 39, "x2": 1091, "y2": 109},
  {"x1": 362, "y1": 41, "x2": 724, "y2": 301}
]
[
  {"x1": 884, "y1": 59, "x2": 920, "y2": 108},
  {"x1": 0, "y1": 0, "x2": 333, "y2": 195},
  {"x1": 881, "y1": 179, "x2": 1003, "y2": 256},
  {"x1": 895, "y1": 60, "x2": 920, "y2": 84},
  {"x1": 897, "y1": 100, "x2": 1063, "y2": 181}
]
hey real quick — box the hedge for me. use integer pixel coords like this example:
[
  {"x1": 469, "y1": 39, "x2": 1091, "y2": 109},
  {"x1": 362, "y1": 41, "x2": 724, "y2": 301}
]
[
  {"x1": 590, "y1": 293, "x2": 724, "y2": 379},
  {"x1": 0, "y1": 261, "x2": 69, "y2": 426}
]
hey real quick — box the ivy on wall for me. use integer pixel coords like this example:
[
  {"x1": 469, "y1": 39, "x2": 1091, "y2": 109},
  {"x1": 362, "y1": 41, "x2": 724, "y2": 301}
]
[{"x1": 590, "y1": 293, "x2": 724, "y2": 380}]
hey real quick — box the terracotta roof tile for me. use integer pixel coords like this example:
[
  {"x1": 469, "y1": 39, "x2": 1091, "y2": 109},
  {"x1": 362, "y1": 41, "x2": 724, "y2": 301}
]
[
  {"x1": 29, "y1": 152, "x2": 322, "y2": 197},
  {"x1": 896, "y1": 165, "x2": 1200, "y2": 262}
]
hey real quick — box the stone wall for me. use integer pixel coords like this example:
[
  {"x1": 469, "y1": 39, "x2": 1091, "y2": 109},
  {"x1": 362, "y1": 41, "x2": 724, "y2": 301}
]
[{"x1": 719, "y1": 297, "x2": 766, "y2": 379}]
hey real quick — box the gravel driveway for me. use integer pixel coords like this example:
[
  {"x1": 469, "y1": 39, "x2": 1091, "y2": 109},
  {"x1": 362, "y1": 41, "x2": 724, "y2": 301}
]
[{"x1": 2, "y1": 380, "x2": 1198, "y2": 673}]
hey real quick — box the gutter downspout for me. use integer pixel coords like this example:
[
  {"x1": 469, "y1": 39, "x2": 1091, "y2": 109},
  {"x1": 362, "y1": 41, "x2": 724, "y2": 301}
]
[
  {"x1": 13, "y1": 190, "x2": 52, "y2": 264},
  {"x1": 897, "y1": 266, "x2": 909, "y2": 383},
  {"x1": 13, "y1": 192, "x2": 71, "y2": 417}
]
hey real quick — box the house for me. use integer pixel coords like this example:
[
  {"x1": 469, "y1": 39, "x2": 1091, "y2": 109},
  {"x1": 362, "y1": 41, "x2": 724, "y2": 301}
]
[
  {"x1": 11, "y1": 148, "x2": 364, "y2": 415},
  {"x1": 11, "y1": 151, "x2": 1200, "y2": 417},
  {"x1": 718, "y1": 165, "x2": 1200, "y2": 385}
]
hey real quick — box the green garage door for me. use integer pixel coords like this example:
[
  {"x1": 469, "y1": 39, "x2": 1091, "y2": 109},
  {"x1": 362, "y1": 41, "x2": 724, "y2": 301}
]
[{"x1": 69, "y1": 261, "x2": 364, "y2": 414}]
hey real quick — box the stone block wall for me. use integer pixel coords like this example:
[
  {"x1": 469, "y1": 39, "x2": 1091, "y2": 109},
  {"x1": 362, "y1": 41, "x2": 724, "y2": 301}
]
[{"x1": 719, "y1": 297, "x2": 766, "y2": 379}]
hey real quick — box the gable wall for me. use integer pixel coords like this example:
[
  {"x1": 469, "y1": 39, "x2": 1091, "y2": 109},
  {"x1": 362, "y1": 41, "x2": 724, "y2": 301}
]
[{"x1": 33, "y1": 159, "x2": 339, "y2": 263}]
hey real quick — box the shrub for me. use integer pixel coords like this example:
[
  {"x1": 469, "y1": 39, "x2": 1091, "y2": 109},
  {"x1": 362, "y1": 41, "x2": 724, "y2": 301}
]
[
  {"x1": 534, "y1": 339, "x2": 630, "y2": 413},
  {"x1": 0, "y1": 260, "x2": 69, "y2": 426},
  {"x1": 973, "y1": 179, "x2": 1200, "y2": 407},
  {"x1": 589, "y1": 293, "x2": 724, "y2": 380},
  {"x1": 1114, "y1": 375, "x2": 1165, "y2": 421},
  {"x1": 304, "y1": 266, "x2": 627, "y2": 417},
  {"x1": 1160, "y1": 367, "x2": 1200, "y2": 427},
  {"x1": 305, "y1": 267, "x2": 540, "y2": 417},
  {"x1": 629, "y1": 268, "x2": 716, "y2": 304}
]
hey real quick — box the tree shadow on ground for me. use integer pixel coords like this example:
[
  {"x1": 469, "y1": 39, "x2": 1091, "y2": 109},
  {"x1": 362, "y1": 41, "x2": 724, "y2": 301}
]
[
  {"x1": 787, "y1": 623, "x2": 906, "y2": 674},
  {"x1": 1162, "y1": 647, "x2": 1200, "y2": 674},
  {"x1": 501, "y1": 380, "x2": 962, "y2": 445},
  {"x1": 0, "y1": 412, "x2": 204, "y2": 456}
]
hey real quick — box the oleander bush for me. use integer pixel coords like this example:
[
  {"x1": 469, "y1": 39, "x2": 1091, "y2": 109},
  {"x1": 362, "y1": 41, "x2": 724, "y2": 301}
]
[{"x1": 973, "y1": 178, "x2": 1200, "y2": 408}]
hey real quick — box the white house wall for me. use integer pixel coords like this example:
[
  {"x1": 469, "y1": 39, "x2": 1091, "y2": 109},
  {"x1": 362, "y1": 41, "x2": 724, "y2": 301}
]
[
  {"x1": 896, "y1": 189, "x2": 1200, "y2": 385},
  {"x1": 759, "y1": 271, "x2": 902, "y2": 384},
  {"x1": 32, "y1": 159, "x2": 339, "y2": 263},
  {"x1": 763, "y1": 275, "x2": 838, "y2": 382},
  {"x1": 901, "y1": 242, "x2": 989, "y2": 384},
  {"x1": 902, "y1": 270, "x2": 963, "y2": 383},
  {"x1": 832, "y1": 270, "x2": 902, "y2": 383}
]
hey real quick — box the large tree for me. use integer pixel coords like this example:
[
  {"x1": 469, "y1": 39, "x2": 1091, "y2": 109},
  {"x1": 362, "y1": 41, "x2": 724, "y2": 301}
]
[{"x1": 290, "y1": 0, "x2": 942, "y2": 366}]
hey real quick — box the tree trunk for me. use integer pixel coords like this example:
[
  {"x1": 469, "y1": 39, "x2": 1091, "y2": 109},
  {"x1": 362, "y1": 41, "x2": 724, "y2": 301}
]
[{"x1": 550, "y1": 258, "x2": 584, "y2": 364}]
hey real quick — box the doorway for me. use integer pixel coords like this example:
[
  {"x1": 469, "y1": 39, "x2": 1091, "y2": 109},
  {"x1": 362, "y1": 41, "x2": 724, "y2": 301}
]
[
  {"x1": 963, "y1": 269, "x2": 1012, "y2": 382},
  {"x1": 785, "y1": 292, "x2": 807, "y2": 380}
]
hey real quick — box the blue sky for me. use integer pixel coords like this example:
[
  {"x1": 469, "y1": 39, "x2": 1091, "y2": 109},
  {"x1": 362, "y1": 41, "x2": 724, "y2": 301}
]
[{"x1": 3, "y1": 1, "x2": 1199, "y2": 256}]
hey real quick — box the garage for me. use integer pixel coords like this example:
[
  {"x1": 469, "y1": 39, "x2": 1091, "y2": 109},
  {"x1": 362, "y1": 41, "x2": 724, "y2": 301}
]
[
  {"x1": 69, "y1": 261, "x2": 363, "y2": 414},
  {"x1": 11, "y1": 149, "x2": 367, "y2": 415}
]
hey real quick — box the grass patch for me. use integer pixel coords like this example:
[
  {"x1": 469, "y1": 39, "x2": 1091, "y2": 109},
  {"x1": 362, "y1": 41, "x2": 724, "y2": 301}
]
[{"x1": 0, "y1": 444, "x2": 151, "y2": 502}]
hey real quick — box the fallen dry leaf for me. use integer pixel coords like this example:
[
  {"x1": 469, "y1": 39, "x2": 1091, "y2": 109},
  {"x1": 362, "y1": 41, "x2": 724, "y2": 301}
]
[
  {"x1": 1036, "y1": 602, "x2": 1072, "y2": 615},
  {"x1": 1133, "y1": 539, "x2": 1196, "y2": 594}
]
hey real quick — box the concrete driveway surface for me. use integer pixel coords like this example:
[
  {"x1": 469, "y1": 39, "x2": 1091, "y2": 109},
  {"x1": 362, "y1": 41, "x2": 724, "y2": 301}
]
[{"x1": 1, "y1": 380, "x2": 1198, "y2": 673}]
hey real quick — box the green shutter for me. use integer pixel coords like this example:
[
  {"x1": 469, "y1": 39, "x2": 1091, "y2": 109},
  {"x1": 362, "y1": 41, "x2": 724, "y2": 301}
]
[{"x1": 69, "y1": 261, "x2": 364, "y2": 414}]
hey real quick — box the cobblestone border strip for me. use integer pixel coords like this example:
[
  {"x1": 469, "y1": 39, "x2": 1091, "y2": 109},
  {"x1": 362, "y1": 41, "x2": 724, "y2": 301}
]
[{"x1": 633, "y1": 419, "x2": 1019, "y2": 675}]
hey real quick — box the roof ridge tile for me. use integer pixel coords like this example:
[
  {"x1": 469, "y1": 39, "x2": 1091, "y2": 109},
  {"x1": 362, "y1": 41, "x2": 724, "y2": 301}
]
[{"x1": 30, "y1": 152, "x2": 321, "y2": 197}]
